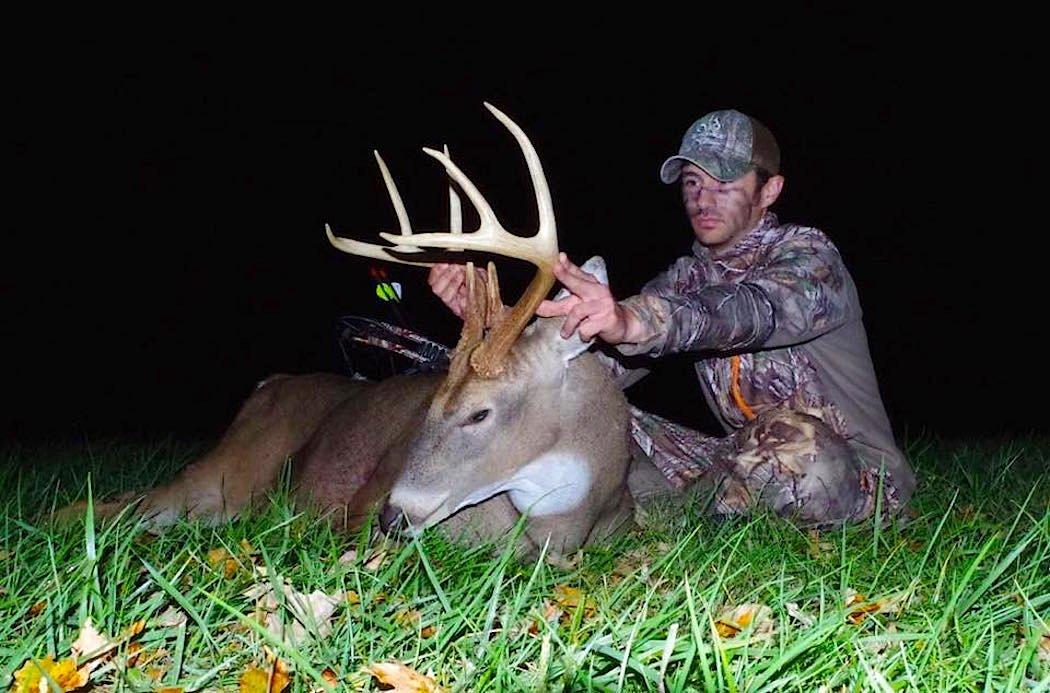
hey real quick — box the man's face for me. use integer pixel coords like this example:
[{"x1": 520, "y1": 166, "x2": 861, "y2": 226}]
[{"x1": 680, "y1": 164, "x2": 768, "y2": 254}]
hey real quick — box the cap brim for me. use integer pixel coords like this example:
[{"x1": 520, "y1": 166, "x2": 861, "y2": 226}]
[{"x1": 659, "y1": 154, "x2": 752, "y2": 184}]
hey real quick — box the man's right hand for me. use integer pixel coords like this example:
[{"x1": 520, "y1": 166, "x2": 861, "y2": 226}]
[
  {"x1": 427, "y1": 263, "x2": 487, "y2": 320},
  {"x1": 536, "y1": 253, "x2": 641, "y2": 345}
]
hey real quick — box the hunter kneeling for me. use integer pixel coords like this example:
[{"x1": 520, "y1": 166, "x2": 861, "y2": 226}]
[{"x1": 430, "y1": 108, "x2": 916, "y2": 526}]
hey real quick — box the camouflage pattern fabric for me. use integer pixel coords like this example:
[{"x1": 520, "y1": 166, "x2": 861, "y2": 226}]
[{"x1": 608, "y1": 211, "x2": 912, "y2": 521}]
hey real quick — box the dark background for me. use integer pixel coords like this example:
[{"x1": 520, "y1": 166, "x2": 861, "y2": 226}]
[{"x1": 6, "y1": 16, "x2": 1044, "y2": 445}]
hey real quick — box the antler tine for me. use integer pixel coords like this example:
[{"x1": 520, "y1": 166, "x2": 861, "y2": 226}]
[
  {"x1": 434, "y1": 260, "x2": 488, "y2": 405},
  {"x1": 378, "y1": 106, "x2": 558, "y2": 268},
  {"x1": 325, "y1": 151, "x2": 433, "y2": 267}
]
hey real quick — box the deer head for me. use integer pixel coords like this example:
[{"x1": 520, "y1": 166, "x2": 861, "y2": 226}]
[{"x1": 327, "y1": 104, "x2": 629, "y2": 550}]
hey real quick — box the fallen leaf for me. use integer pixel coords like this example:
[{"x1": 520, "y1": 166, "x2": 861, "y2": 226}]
[
  {"x1": 245, "y1": 575, "x2": 343, "y2": 646},
  {"x1": 338, "y1": 548, "x2": 358, "y2": 564},
  {"x1": 11, "y1": 656, "x2": 89, "y2": 692},
  {"x1": 240, "y1": 539, "x2": 257, "y2": 556},
  {"x1": 71, "y1": 618, "x2": 116, "y2": 662},
  {"x1": 420, "y1": 625, "x2": 436, "y2": 639},
  {"x1": 551, "y1": 585, "x2": 597, "y2": 622},
  {"x1": 155, "y1": 688, "x2": 184, "y2": 693},
  {"x1": 845, "y1": 590, "x2": 902, "y2": 625},
  {"x1": 366, "y1": 661, "x2": 446, "y2": 692},
  {"x1": 346, "y1": 590, "x2": 361, "y2": 607},
  {"x1": 364, "y1": 550, "x2": 387, "y2": 571},
  {"x1": 207, "y1": 547, "x2": 230, "y2": 566},
  {"x1": 321, "y1": 667, "x2": 339, "y2": 686},
  {"x1": 714, "y1": 603, "x2": 775, "y2": 640},
  {"x1": 239, "y1": 659, "x2": 291, "y2": 693},
  {"x1": 394, "y1": 608, "x2": 421, "y2": 628},
  {"x1": 28, "y1": 600, "x2": 47, "y2": 617},
  {"x1": 154, "y1": 605, "x2": 188, "y2": 628},
  {"x1": 785, "y1": 602, "x2": 815, "y2": 628}
]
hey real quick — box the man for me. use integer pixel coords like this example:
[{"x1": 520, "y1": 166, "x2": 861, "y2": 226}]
[{"x1": 430, "y1": 109, "x2": 915, "y2": 524}]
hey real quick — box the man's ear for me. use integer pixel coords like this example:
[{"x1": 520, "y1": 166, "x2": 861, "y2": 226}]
[
  {"x1": 532, "y1": 256, "x2": 609, "y2": 364},
  {"x1": 760, "y1": 175, "x2": 785, "y2": 208}
]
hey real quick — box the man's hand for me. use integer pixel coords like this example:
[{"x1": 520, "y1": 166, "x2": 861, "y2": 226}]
[
  {"x1": 428, "y1": 263, "x2": 488, "y2": 319},
  {"x1": 536, "y1": 253, "x2": 639, "y2": 343}
]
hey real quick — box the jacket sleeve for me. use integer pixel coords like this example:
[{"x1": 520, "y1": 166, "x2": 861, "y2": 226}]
[{"x1": 616, "y1": 232, "x2": 857, "y2": 357}]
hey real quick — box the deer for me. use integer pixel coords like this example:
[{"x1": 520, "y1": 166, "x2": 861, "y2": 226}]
[{"x1": 55, "y1": 104, "x2": 635, "y2": 558}]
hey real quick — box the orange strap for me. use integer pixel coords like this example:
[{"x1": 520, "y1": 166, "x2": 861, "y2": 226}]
[{"x1": 730, "y1": 355, "x2": 757, "y2": 421}]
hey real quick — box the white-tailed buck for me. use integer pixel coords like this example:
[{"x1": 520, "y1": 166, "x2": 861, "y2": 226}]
[{"x1": 58, "y1": 104, "x2": 634, "y2": 556}]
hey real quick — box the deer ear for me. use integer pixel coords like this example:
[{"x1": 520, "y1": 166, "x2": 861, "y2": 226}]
[{"x1": 538, "y1": 255, "x2": 610, "y2": 364}]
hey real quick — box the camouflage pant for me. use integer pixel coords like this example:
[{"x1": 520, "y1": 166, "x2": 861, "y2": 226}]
[{"x1": 629, "y1": 405, "x2": 898, "y2": 525}]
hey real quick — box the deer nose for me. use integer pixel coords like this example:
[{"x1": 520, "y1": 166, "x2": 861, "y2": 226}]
[{"x1": 379, "y1": 502, "x2": 404, "y2": 534}]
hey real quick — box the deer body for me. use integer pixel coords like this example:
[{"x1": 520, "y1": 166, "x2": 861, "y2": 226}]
[{"x1": 58, "y1": 105, "x2": 636, "y2": 557}]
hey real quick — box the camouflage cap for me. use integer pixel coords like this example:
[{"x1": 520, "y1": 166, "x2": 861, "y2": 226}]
[{"x1": 660, "y1": 109, "x2": 780, "y2": 183}]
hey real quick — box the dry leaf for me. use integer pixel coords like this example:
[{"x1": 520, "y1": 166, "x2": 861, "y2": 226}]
[
  {"x1": 11, "y1": 656, "x2": 89, "y2": 692},
  {"x1": 71, "y1": 618, "x2": 116, "y2": 662},
  {"x1": 28, "y1": 600, "x2": 47, "y2": 617},
  {"x1": 244, "y1": 574, "x2": 343, "y2": 646},
  {"x1": 786, "y1": 602, "x2": 815, "y2": 628},
  {"x1": 155, "y1": 688, "x2": 184, "y2": 693},
  {"x1": 366, "y1": 661, "x2": 446, "y2": 692},
  {"x1": 845, "y1": 589, "x2": 902, "y2": 625},
  {"x1": 394, "y1": 608, "x2": 421, "y2": 628},
  {"x1": 420, "y1": 625, "x2": 436, "y2": 639},
  {"x1": 239, "y1": 659, "x2": 291, "y2": 693},
  {"x1": 240, "y1": 539, "x2": 257, "y2": 555},
  {"x1": 154, "y1": 605, "x2": 188, "y2": 628},
  {"x1": 552, "y1": 585, "x2": 597, "y2": 621},
  {"x1": 207, "y1": 547, "x2": 230, "y2": 566},
  {"x1": 321, "y1": 667, "x2": 339, "y2": 685},
  {"x1": 714, "y1": 603, "x2": 775, "y2": 640},
  {"x1": 346, "y1": 591, "x2": 361, "y2": 607},
  {"x1": 338, "y1": 548, "x2": 358, "y2": 564},
  {"x1": 364, "y1": 550, "x2": 387, "y2": 571}
]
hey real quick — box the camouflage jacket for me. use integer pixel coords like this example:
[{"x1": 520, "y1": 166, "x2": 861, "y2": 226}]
[{"x1": 612, "y1": 211, "x2": 916, "y2": 502}]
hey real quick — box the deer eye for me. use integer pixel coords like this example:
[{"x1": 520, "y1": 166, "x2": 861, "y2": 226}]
[{"x1": 464, "y1": 409, "x2": 490, "y2": 425}]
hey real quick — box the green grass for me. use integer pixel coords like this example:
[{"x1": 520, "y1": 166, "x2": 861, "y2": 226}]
[{"x1": 2, "y1": 436, "x2": 1048, "y2": 691}]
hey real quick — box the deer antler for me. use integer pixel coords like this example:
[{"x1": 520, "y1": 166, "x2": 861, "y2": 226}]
[{"x1": 326, "y1": 103, "x2": 559, "y2": 378}]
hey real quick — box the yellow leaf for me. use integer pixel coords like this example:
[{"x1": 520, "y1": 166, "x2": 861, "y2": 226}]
[
  {"x1": 394, "y1": 608, "x2": 421, "y2": 628},
  {"x1": 28, "y1": 600, "x2": 47, "y2": 617},
  {"x1": 552, "y1": 585, "x2": 597, "y2": 621},
  {"x1": 207, "y1": 547, "x2": 230, "y2": 567},
  {"x1": 224, "y1": 558, "x2": 239, "y2": 579},
  {"x1": 240, "y1": 539, "x2": 257, "y2": 555},
  {"x1": 844, "y1": 589, "x2": 903, "y2": 624},
  {"x1": 155, "y1": 688, "x2": 184, "y2": 693},
  {"x1": 366, "y1": 662, "x2": 446, "y2": 692},
  {"x1": 714, "y1": 603, "x2": 775, "y2": 640},
  {"x1": 239, "y1": 659, "x2": 290, "y2": 693},
  {"x1": 12, "y1": 656, "x2": 90, "y2": 692},
  {"x1": 420, "y1": 625, "x2": 436, "y2": 639},
  {"x1": 346, "y1": 590, "x2": 361, "y2": 607}
]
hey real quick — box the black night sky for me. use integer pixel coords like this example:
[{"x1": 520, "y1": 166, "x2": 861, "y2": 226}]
[{"x1": 6, "y1": 17, "x2": 1045, "y2": 445}]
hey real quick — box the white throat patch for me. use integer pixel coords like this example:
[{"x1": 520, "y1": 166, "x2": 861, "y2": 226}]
[
  {"x1": 505, "y1": 452, "x2": 591, "y2": 517},
  {"x1": 447, "y1": 452, "x2": 593, "y2": 519}
]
